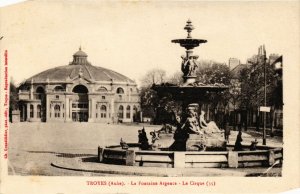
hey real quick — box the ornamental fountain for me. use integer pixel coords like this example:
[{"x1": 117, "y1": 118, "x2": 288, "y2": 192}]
[
  {"x1": 151, "y1": 19, "x2": 228, "y2": 152},
  {"x1": 98, "y1": 20, "x2": 283, "y2": 169}
]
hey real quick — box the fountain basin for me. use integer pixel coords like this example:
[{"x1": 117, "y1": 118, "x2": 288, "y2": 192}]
[
  {"x1": 98, "y1": 144, "x2": 283, "y2": 168},
  {"x1": 171, "y1": 38, "x2": 207, "y2": 50}
]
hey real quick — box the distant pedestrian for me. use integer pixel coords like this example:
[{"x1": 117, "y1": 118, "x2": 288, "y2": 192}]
[
  {"x1": 138, "y1": 127, "x2": 150, "y2": 150},
  {"x1": 223, "y1": 112, "x2": 230, "y2": 142},
  {"x1": 234, "y1": 130, "x2": 243, "y2": 151}
]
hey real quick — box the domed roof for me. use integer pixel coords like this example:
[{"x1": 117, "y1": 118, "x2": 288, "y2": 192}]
[
  {"x1": 25, "y1": 48, "x2": 135, "y2": 84},
  {"x1": 25, "y1": 64, "x2": 136, "y2": 84},
  {"x1": 73, "y1": 47, "x2": 87, "y2": 57}
]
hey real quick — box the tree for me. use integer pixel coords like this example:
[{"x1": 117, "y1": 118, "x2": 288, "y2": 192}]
[
  {"x1": 195, "y1": 61, "x2": 232, "y2": 125},
  {"x1": 139, "y1": 68, "x2": 184, "y2": 124},
  {"x1": 139, "y1": 68, "x2": 167, "y2": 122},
  {"x1": 239, "y1": 54, "x2": 277, "y2": 131},
  {"x1": 167, "y1": 71, "x2": 183, "y2": 85},
  {"x1": 196, "y1": 60, "x2": 231, "y2": 85},
  {"x1": 140, "y1": 68, "x2": 166, "y2": 87}
]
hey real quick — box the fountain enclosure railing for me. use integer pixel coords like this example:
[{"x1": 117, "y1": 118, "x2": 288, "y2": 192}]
[{"x1": 98, "y1": 145, "x2": 282, "y2": 168}]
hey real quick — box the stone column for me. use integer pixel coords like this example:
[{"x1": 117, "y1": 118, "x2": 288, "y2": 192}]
[
  {"x1": 65, "y1": 96, "x2": 69, "y2": 122},
  {"x1": 92, "y1": 99, "x2": 96, "y2": 119},
  {"x1": 26, "y1": 103, "x2": 30, "y2": 121},
  {"x1": 88, "y1": 99, "x2": 91, "y2": 119},
  {"x1": 46, "y1": 95, "x2": 50, "y2": 121},
  {"x1": 97, "y1": 103, "x2": 100, "y2": 120},
  {"x1": 123, "y1": 104, "x2": 126, "y2": 120},
  {"x1": 128, "y1": 87, "x2": 131, "y2": 101},
  {"x1": 110, "y1": 98, "x2": 115, "y2": 123},
  {"x1": 130, "y1": 105, "x2": 133, "y2": 122},
  {"x1": 22, "y1": 105, "x2": 25, "y2": 121},
  {"x1": 33, "y1": 103, "x2": 37, "y2": 119},
  {"x1": 69, "y1": 99, "x2": 73, "y2": 119},
  {"x1": 51, "y1": 103, "x2": 54, "y2": 119},
  {"x1": 65, "y1": 96, "x2": 69, "y2": 121},
  {"x1": 60, "y1": 103, "x2": 63, "y2": 119},
  {"x1": 89, "y1": 98, "x2": 95, "y2": 122},
  {"x1": 140, "y1": 111, "x2": 143, "y2": 123},
  {"x1": 106, "y1": 103, "x2": 109, "y2": 120}
]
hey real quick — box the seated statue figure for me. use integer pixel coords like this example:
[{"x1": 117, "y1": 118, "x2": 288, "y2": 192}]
[
  {"x1": 181, "y1": 108, "x2": 203, "y2": 135},
  {"x1": 199, "y1": 111, "x2": 221, "y2": 134}
]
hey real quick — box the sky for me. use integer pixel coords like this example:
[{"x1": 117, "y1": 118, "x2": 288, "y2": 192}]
[{"x1": 0, "y1": 0, "x2": 299, "y2": 86}]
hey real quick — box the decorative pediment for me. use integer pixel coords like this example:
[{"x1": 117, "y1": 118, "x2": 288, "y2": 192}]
[{"x1": 70, "y1": 75, "x2": 95, "y2": 84}]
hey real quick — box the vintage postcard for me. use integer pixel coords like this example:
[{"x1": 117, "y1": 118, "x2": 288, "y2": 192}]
[{"x1": 0, "y1": 0, "x2": 299, "y2": 193}]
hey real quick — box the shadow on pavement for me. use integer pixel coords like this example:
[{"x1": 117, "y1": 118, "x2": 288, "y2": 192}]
[
  {"x1": 81, "y1": 156, "x2": 98, "y2": 163},
  {"x1": 27, "y1": 150, "x2": 95, "y2": 158}
]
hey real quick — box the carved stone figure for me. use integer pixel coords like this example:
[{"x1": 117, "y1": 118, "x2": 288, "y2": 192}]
[
  {"x1": 199, "y1": 111, "x2": 221, "y2": 134},
  {"x1": 181, "y1": 108, "x2": 202, "y2": 134},
  {"x1": 181, "y1": 56, "x2": 198, "y2": 77},
  {"x1": 250, "y1": 139, "x2": 258, "y2": 151}
]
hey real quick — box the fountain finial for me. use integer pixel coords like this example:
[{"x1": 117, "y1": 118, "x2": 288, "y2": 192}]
[{"x1": 184, "y1": 19, "x2": 194, "y2": 38}]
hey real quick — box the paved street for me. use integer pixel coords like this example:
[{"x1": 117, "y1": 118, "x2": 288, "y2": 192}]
[
  {"x1": 8, "y1": 122, "x2": 282, "y2": 176},
  {"x1": 8, "y1": 122, "x2": 159, "y2": 176}
]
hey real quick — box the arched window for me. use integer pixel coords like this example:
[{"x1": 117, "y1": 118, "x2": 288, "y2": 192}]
[
  {"x1": 37, "y1": 105, "x2": 41, "y2": 118},
  {"x1": 54, "y1": 85, "x2": 64, "y2": 92},
  {"x1": 100, "y1": 105, "x2": 107, "y2": 118},
  {"x1": 36, "y1": 86, "x2": 44, "y2": 93},
  {"x1": 30, "y1": 104, "x2": 34, "y2": 118},
  {"x1": 36, "y1": 86, "x2": 45, "y2": 100},
  {"x1": 126, "y1": 105, "x2": 130, "y2": 119},
  {"x1": 118, "y1": 105, "x2": 124, "y2": 119},
  {"x1": 54, "y1": 105, "x2": 60, "y2": 118},
  {"x1": 72, "y1": 85, "x2": 88, "y2": 93},
  {"x1": 116, "y1": 87, "x2": 124, "y2": 94},
  {"x1": 97, "y1": 86, "x2": 108, "y2": 93}
]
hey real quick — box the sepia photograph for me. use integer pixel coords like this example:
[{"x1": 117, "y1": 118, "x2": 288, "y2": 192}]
[{"x1": 0, "y1": 0, "x2": 299, "y2": 194}]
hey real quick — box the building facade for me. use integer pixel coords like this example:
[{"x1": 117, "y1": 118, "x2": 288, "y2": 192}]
[{"x1": 18, "y1": 48, "x2": 140, "y2": 123}]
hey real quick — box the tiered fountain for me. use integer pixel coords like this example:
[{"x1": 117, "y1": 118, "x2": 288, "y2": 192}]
[{"x1": 98, "y1": 20, "x2": 283, "y2": 169}]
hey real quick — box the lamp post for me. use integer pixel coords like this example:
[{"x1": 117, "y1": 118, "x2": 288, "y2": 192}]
[{"x1": 262, "y1": 45, "x2": 267, "y2": 145}]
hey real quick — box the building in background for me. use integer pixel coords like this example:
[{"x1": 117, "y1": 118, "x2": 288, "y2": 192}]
[
  {"x1": 17, "y1": 48, "x2": 140, "y2": 123},
  {"x1": 228, "y1": 58, "x2": 240, "y2": 69}
]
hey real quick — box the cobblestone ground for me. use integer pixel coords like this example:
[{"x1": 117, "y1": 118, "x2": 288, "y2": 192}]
[
  {"x1": 7, "y1": 122, "x2": 282, "y2": 176},
  {"x1": 8, "y1": 122, "x2": 159, "y2": 176}
]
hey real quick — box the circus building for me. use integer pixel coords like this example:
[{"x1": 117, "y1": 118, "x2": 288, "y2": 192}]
[{"x1": 17, "y1": 47, "x2": 140, "y2": 123}]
